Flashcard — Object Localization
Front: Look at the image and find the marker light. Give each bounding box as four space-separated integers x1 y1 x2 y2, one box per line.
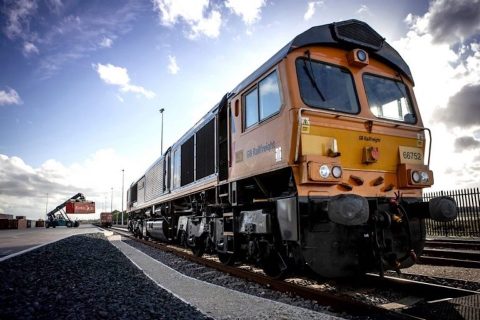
319 165 330 178
332 166 343 178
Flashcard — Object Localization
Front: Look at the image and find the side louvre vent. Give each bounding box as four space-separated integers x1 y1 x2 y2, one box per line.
332 20 384 51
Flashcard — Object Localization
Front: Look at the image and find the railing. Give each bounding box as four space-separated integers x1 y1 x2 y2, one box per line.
423 188 480 237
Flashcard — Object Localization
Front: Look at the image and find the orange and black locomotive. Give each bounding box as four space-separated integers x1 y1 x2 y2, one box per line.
127 20 457 278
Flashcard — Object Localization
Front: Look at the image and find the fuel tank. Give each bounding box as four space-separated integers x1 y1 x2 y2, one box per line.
146 219 170 241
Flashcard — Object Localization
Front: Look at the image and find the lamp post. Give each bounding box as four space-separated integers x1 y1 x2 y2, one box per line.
121 169 124 226
159 108 165 155
110 187 114 224
45 193 49 219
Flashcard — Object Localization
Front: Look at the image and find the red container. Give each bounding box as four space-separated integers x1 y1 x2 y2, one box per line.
100 212 113 227
66 201 95 214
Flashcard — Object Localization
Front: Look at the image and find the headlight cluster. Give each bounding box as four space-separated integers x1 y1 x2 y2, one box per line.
412 170 429 184
319 165 343 179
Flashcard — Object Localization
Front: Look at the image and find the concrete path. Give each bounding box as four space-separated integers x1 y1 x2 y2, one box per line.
0 224 101 261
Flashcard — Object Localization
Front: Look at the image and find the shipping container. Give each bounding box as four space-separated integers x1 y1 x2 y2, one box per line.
100 212 113 228
0 213 14 219
8 219 18 229
36 220 45 228
17 219 27 229
16 216 26 220
65 201 95 214
27 220 32 228
0 219 9 229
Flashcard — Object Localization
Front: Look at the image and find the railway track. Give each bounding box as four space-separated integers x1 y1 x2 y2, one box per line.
105 226 478 319
419 239 480 268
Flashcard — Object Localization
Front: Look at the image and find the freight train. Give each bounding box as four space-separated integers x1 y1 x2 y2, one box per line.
127 20 457 278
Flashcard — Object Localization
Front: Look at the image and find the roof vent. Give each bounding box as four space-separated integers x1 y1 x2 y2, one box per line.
331 20 385 51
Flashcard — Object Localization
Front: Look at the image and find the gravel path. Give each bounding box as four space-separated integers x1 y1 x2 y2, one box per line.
0 233 212 320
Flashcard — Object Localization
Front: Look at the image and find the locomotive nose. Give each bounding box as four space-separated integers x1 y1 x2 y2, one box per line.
429 196 457 222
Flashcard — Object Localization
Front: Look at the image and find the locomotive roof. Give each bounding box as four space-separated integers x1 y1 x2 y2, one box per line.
232 19 413 95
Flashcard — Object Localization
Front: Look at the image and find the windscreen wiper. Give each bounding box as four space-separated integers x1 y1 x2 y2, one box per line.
303 50 326 101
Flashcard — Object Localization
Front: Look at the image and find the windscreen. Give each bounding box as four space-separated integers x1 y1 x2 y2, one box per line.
296 58 359 114
363 74 416 123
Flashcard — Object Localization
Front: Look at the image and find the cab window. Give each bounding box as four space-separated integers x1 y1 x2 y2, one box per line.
363 74 416 123
244 71 281 130
296 58 359 114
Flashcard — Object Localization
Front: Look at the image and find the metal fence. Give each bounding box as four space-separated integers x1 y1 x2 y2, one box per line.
423 188 480 238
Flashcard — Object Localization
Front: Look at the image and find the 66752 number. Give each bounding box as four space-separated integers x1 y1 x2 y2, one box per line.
402 151 422 161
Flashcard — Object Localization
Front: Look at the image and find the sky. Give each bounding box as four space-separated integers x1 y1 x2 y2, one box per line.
0 0 479 220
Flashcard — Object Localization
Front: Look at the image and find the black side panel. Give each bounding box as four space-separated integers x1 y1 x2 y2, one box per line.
130 184 138 203
217 95 229 181
181 136 195 186
196 119 215 180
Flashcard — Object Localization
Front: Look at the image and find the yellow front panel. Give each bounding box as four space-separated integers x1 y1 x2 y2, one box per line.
303 126 422 172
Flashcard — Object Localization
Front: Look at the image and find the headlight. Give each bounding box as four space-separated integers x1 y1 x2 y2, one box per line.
356 49 367 62
332 166 342 178
412 171 421 183
420 171 429 183
319 165 330 178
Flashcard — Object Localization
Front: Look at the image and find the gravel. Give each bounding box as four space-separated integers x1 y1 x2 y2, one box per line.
0 233 212 320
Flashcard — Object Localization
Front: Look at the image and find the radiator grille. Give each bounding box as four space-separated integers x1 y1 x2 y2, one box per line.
333 20 384 50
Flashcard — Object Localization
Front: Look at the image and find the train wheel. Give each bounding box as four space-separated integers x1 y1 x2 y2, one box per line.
262 252 288 279
192 245 205 257
218 252 235 265
191 239 205 257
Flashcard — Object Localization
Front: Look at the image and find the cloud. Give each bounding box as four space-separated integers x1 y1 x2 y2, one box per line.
152 0 222 39
23 41 39 56
94 63 156 99
393 0 480 190
46 0 63 14
436 84 480 128
0 149 159 218
225 0 266 25
2 0 37 40
100 37 114 48
454 136 480 152
0 88 22 106
3 1 145 79
167 55 179 74
356 4 372 16
304 1 323 21
426 0 480 45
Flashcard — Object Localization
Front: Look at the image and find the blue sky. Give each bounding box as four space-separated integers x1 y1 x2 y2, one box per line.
1 0 479 219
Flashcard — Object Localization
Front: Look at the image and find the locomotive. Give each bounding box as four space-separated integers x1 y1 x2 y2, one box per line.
127 20 457 278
